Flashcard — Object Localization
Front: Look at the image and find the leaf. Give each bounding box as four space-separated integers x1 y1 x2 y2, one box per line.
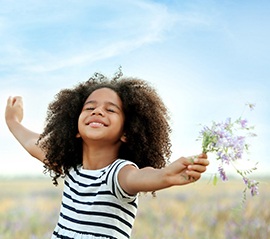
213 174 218 186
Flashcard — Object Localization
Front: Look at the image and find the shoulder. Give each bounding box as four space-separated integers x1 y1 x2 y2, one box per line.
107 159 138 176
111 159 138 169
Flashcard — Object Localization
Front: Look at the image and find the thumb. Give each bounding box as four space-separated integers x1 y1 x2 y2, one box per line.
12 96 23 107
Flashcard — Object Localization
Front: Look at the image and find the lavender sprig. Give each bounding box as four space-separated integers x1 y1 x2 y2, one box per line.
198 103 259 198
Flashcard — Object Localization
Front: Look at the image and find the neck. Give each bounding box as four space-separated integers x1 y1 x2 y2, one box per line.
81 142 120 170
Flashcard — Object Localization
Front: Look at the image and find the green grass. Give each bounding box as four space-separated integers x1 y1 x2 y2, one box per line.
0 177 269 239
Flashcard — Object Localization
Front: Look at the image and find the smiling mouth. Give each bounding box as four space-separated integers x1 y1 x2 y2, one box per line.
87 122 105 127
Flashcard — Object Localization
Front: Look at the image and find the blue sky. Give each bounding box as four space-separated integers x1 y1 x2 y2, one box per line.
0 0 269 179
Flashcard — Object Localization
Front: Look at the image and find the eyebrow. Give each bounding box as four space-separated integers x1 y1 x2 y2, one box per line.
84 100 122 110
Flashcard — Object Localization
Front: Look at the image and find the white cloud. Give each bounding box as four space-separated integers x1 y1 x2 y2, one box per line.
0 1 178 74
1 0 221 74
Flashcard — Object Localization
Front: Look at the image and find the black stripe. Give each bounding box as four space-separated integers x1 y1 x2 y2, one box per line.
75 166 107 179
111 164 118 197
53 230 74 239
60 212 130 238
68 171 104 187
105 160 126 196
128 198 137 207
62 202 132 228
74 167 99 180
56 223 117 239
117 184 130 199
104 159 125 184
63 191 137 218
65 180 112 197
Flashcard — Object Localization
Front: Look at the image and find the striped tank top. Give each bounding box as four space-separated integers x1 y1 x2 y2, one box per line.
51 159 138 239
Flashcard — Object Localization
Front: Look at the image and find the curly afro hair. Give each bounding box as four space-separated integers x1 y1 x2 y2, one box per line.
39 71 172 185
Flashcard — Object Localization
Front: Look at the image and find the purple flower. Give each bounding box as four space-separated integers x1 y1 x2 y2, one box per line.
221 154 230 164
218 166 228 181
243 177 249 185
198 103 259 199
224 117 231 128
240 119 248 128
250 183 259 196
243 177 259 196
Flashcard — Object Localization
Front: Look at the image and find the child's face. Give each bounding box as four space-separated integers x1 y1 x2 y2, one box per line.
77 87 126 145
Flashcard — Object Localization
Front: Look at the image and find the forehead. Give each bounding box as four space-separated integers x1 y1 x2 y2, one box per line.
85 87 122 105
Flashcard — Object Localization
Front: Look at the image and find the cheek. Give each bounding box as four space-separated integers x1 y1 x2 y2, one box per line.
77 114 84 133
117 116 126 133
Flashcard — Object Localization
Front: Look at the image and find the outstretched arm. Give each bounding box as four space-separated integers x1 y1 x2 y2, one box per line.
5 96 46 162
118 154 209 195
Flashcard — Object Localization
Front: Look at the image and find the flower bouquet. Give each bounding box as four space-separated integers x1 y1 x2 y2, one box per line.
197 103 259 200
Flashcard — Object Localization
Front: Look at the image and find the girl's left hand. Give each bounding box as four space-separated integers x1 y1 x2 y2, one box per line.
164 153 209 186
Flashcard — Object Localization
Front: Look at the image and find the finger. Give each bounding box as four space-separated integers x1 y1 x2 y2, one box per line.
186 170 201 180
198 153 207 159
13 96 23 106
177 157 193 166
8 96 23 108
193 158 209 166
188 164 207 173
7 96 13 107
188 175 198 182
7 96 19 106
186 156 197 165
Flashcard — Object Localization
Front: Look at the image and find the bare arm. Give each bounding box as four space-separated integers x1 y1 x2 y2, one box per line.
5 96 46 162
118 154 209 195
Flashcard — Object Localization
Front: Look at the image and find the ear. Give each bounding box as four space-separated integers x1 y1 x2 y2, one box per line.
120 133 127 143
76 132 81 138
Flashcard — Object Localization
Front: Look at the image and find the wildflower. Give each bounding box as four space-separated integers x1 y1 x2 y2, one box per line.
197 104 259 198
240 119 248 128
250 182 259 196
243 177 259 196
218 166 228 181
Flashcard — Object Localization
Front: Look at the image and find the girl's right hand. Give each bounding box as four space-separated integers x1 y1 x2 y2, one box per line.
5 96 24 125
5 96 46 162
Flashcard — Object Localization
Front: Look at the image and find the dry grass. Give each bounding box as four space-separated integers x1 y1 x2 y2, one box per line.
0 177 269 239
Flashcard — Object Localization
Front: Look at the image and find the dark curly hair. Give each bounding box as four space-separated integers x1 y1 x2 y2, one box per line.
39 71 172 185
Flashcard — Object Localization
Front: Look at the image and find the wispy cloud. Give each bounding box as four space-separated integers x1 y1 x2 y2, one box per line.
0 0 180 74
0 0 218 74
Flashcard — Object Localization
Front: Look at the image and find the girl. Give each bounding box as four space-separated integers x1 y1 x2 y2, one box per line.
5 72 209 239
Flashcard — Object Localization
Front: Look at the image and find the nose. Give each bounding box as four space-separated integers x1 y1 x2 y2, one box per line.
91 106 104 116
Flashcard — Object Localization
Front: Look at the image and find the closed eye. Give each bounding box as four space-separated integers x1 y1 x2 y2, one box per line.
85 107 95 111
107 108 115 113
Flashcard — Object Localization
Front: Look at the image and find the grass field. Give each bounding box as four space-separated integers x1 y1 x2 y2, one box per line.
0 176 269 239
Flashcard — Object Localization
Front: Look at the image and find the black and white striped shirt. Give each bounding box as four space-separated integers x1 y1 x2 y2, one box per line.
51 159 138 239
